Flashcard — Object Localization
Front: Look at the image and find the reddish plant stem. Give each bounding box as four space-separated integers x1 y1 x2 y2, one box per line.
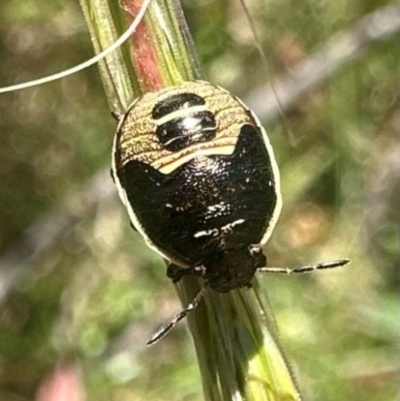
121 0 165 92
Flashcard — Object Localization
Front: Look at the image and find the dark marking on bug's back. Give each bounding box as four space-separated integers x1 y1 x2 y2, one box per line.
152 93 205 119
156 111 217 152
118 124 277 268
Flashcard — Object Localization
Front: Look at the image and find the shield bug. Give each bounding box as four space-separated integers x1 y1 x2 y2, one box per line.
111 80 348 344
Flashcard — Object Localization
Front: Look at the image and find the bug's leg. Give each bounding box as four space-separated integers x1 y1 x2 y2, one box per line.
146 286 206 346
110 168 115 183
166 263 192 283
129 221 138 232
111 111 123 121
258 259 350 274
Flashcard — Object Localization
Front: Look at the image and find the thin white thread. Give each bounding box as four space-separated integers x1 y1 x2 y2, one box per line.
0 0 153 94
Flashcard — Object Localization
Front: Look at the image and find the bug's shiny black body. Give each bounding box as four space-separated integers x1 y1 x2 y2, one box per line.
111 81 349 344
116 124 276 292
112 81 282 293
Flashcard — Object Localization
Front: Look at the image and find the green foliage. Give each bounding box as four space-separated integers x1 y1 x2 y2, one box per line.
0 1 397 400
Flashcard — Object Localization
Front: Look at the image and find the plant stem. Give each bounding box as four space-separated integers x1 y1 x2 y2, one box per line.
78 0 301 399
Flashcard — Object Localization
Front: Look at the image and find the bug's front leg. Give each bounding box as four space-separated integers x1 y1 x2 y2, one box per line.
166 263 193 283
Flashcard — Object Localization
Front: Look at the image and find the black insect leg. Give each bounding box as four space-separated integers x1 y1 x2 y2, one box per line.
111 111 123 121
110 168 115 183
166 263 193 283
146 286 206 345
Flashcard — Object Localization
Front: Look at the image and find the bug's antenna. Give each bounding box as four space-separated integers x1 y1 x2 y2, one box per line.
146 286 207 346
258 259 349 275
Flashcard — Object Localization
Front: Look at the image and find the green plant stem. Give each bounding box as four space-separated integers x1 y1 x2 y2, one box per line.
78 0 301 400
79 0 137 113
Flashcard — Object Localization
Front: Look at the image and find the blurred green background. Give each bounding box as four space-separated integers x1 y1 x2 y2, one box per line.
0 1 398 400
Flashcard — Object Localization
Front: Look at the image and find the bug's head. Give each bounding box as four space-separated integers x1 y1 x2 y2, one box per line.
201 246 267 293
